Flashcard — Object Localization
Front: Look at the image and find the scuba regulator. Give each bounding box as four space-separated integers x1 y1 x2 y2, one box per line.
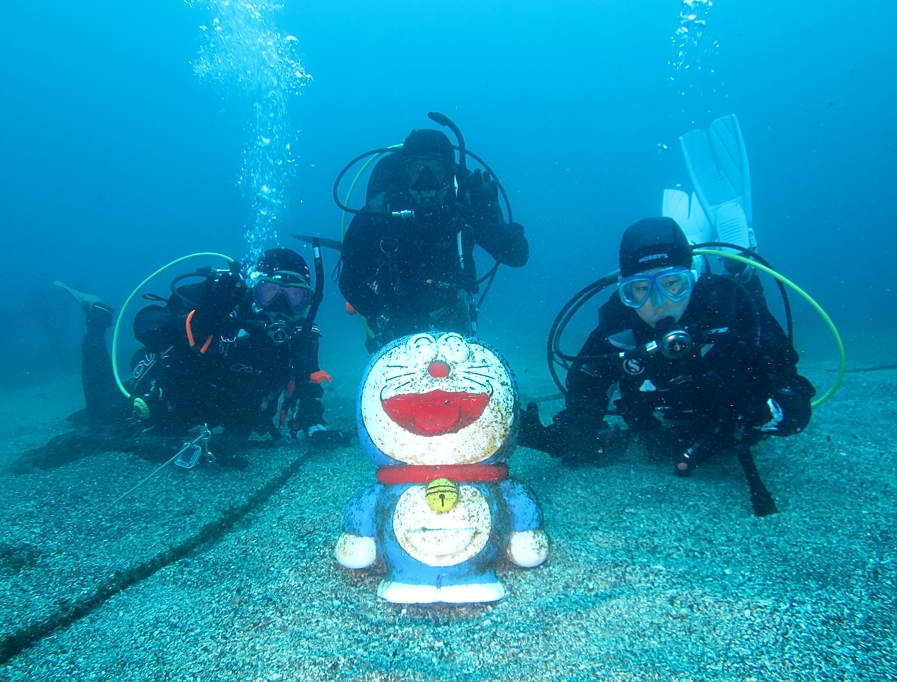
649 318 694 360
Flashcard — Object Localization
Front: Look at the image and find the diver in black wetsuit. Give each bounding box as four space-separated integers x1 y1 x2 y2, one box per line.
37 248 346 471
338 128 529 352
521 218 815 511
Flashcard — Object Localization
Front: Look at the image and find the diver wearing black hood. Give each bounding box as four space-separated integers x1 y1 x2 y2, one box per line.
522 218 815 500
45 248 346 468
338 128 529 352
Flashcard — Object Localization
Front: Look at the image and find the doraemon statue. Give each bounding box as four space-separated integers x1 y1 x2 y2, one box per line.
334 332 548 604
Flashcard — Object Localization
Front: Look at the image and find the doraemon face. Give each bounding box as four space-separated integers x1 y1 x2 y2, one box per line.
358 333 518 466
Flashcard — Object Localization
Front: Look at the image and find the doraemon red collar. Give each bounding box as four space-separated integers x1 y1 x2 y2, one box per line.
376 463 508 484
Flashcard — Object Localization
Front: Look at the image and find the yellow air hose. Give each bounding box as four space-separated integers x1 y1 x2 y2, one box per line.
693 249 845 408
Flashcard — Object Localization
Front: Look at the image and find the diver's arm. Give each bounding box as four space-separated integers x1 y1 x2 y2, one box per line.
464 167 529 266
727 275 804 380
474 219 529 267
728 278 816 436
522 325 622 461
338 214 389 318
561 326 618 425
292 327 326 430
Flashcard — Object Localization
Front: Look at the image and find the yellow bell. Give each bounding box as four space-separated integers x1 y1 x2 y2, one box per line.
425 478 459 513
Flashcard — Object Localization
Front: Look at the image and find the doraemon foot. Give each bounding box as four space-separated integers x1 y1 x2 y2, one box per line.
376 579 506 604
377 581 440 604
335 533 376 570
438 581 505 604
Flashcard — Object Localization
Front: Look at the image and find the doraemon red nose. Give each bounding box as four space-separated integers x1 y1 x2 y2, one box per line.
382 390 489 436
427 361 450 378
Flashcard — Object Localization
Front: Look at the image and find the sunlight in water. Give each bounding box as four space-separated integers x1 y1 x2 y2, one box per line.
189 0 311 263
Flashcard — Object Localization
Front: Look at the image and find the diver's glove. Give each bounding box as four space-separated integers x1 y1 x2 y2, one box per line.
306 424 348 450
467 168 500 228
519 403 630 466
193 266 245 336
518 402 557 453
767 375 815 436
558 422 631 468
743 374 815 442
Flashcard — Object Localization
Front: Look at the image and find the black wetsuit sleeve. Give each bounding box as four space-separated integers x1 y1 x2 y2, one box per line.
338 211 388 319
291 328 326 429
464 167 529 267
709 276 815 432
556 325 620 429
745 278 816 404
754 286 799 374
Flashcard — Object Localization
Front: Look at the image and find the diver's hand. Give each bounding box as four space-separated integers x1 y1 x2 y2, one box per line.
193 268 245 336
307 424 348 450
560 424 631 468
767 375 815 436
743 374 815 441
467 168 500 227
518 402 552 452
520 403 630 465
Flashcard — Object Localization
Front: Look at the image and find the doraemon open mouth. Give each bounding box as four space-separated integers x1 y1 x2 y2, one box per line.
382 389 490 436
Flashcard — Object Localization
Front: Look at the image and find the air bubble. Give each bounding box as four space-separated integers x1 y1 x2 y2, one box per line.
188 0 310 262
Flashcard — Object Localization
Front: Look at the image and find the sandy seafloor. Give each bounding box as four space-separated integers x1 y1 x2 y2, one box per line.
0 346 894 681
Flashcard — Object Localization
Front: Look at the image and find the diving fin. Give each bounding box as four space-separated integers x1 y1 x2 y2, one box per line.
662 189 713 244
679 114 756 249
662 189 713 277
54 281 106 311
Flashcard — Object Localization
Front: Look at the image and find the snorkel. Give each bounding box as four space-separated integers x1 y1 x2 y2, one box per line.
296 237 325 346
426 111 468 207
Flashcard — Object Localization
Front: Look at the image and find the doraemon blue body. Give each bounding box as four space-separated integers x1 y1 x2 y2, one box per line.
335 332 548 604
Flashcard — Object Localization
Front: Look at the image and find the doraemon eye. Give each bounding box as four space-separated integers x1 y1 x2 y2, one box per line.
405 333 438 365
437 333 470 364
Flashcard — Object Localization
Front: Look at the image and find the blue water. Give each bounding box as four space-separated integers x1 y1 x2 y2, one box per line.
1 0 895 384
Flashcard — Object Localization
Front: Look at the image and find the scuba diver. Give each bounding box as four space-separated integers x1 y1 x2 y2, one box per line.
521 217 816 514
337 117 529 352
38 248 346 472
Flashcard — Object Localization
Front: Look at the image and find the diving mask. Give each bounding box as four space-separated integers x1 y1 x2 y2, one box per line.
253 270 312 313
408 155 452 192
618 267 696 309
